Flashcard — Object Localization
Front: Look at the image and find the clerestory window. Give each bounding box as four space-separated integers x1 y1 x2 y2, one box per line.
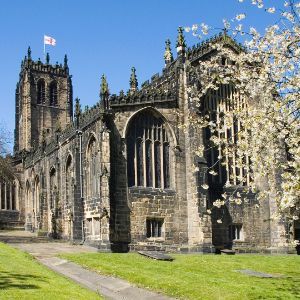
127 111 170 189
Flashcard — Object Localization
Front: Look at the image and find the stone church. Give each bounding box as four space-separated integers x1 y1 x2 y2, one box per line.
1 28 297 253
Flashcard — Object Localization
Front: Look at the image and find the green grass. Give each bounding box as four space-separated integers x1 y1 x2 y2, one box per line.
61 252 300 300
0 242 101 299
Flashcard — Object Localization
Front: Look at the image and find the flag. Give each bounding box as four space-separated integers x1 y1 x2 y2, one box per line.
44 35 56 46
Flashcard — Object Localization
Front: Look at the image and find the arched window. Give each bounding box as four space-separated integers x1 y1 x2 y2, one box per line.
1 180 5 209
34 176 40 215
49 81 58 106
12 182 16 210
203 84 250 186
37 79 45 104
87 136 98 198
50 168 56 209
126 110 170 189
25 180 31 212
66 155 72 204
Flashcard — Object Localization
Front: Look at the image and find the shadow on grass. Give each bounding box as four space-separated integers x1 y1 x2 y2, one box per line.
0 271 47 290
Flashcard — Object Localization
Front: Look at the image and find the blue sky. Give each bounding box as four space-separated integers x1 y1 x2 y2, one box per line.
0 0 278 151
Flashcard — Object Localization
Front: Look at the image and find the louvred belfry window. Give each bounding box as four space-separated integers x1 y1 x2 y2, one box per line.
49 81 58 106
127 111 170 189
37 79 45 104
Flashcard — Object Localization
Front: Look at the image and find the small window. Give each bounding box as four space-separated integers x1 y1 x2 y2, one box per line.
87 218 92 236
146 218 164 238
93 217 100 236
229 224 243 240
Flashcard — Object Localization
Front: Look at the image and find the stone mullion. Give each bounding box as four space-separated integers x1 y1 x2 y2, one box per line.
10 183 12 211
143 127 146 187
0 181 2 210
151 126 155 188
217 96 223 184
222 85 230 184
231 86 237 186
4 182 7 210
160 126 164 189
16 183 19 211
134 140 138 186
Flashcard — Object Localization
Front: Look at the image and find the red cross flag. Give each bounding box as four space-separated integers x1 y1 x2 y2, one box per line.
44 35 56 46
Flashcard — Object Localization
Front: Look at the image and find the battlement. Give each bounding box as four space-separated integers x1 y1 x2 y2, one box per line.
20 58 69 77
187 31 244 61
20 47 69 78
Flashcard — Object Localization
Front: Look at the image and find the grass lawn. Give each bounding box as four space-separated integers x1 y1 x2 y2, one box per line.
0 242 101 300
61 252 300 300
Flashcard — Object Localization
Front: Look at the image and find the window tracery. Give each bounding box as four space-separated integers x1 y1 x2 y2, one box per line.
127 111 170 189
87 137 99 198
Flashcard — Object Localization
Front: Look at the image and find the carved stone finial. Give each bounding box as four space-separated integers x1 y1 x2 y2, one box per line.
75 97 81 118
164 39 174 65
100 74 109 99
64 54 68 68
99 74 110 110
176 27 186 49
27 46 32 59
129 67 138 93
46 52 50 64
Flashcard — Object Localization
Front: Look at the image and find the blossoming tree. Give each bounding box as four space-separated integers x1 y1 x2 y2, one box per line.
185 0 299 245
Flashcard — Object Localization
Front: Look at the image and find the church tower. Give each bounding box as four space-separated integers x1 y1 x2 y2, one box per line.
14 47 73 152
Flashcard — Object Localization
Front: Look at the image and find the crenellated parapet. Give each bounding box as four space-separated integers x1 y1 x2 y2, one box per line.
20 51 69 78
187 31 245 62
110 62 179 108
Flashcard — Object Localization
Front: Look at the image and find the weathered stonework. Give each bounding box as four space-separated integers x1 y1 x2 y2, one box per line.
6 32 296 253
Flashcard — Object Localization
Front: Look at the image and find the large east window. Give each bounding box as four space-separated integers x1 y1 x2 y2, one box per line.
127 111 170 189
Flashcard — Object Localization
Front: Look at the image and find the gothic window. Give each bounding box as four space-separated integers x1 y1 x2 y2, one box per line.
66 155 72 204
50 168 56 209
25 180 31 212
87 136 98 198
37 79 45 104
146 218 164 238
203 84 250 187
126 111 170 189
1 181 5 209
49 81 58 106
12 182 16 210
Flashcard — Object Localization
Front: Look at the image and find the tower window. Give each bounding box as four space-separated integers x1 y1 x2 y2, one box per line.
126 110 170 189
37 79 45 104
49 82 58 106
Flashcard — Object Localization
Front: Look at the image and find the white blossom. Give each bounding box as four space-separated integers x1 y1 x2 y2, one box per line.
266 7 275 13
235 13 246 21
201 184 209 190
